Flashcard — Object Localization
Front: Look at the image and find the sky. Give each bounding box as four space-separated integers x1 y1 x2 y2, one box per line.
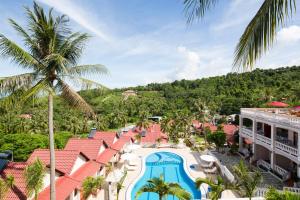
1 0 300 89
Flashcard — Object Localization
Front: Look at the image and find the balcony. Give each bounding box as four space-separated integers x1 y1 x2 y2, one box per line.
275 141 298 161
257 159 271 171
241 108 300 129
256 134 272 149
241 127 252 139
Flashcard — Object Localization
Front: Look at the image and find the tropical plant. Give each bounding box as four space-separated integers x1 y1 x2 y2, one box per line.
207 130 226 151
156 137 162 147
24 158 45 200
135 174 191 200
232 160 262 199
0 175 14 200
105 163 113 176
265 187 300 200
136 111 150 130
0 2 107 199
116 171 127 200
134 134 142 144
184 0 297 71
82 176 104 199
195 176 226 200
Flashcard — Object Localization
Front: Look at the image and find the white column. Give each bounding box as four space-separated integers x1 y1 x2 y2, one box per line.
252 119 257 160
239 115 243 151
271 124 276 170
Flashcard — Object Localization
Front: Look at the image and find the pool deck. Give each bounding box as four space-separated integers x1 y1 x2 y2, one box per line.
118 146 206 200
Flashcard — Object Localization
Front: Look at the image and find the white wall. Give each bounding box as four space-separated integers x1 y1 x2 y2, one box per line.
113 136 118 144
70 154 87 175
99 144 105 155
42 168 60 190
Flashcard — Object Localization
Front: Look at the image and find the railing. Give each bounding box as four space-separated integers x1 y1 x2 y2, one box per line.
274 164 288 176
256 134 272 148
241 127 253 139
275 141 298 158
241 108 300 129
283 187 300 193
255 188 268 197
257 159 271 171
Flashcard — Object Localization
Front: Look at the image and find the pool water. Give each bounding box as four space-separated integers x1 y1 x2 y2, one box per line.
131 152 201 200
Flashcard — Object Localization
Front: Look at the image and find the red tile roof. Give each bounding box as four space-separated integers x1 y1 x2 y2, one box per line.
0 162 27 200
110 136 131 151
38 176 80 200
27 150 88 175
93 132 118 146
64 138 105 160
139 124 168 144
70 161 102 182
203 123 218 132
96 148 118 164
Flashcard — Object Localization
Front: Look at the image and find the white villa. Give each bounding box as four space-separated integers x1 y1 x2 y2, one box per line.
239 108 300 183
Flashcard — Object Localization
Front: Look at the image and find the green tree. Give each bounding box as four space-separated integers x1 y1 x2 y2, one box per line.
0 175 14 200
195 176 226 200
135 174 191 200
82 176 105 200
207 130 226 151
136 111 150 130
265 187 300 200
116 171 127 200
233 160 262 199
24 158 46 200
184 0 297 70
0 3 107 199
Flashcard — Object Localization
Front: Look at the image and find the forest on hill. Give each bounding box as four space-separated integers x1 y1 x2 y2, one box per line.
0 66 300 161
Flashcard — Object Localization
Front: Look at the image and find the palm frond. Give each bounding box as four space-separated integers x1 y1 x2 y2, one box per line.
0 73 36 94
169 185 192 200
184 0 219 24
68 64 108 77
0 34 42 70
234 0 296 71
56 79 94 116
135 184 156 200
62 75 108 90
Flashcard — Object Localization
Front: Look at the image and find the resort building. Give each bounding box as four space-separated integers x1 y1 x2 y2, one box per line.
239 108 300 182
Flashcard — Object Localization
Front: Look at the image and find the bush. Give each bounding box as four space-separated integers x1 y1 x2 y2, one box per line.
207 131 226 151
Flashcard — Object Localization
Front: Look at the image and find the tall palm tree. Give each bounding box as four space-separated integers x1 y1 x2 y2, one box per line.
135 174 191 200
82 176 105 200
0 3 107 199
136 111 150 130
0 175 14 200
232 160 262 200
24 158 46 200
195 176 226 200
184 0 297 71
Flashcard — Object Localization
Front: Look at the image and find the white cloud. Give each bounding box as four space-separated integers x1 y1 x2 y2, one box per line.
172 46 201 80
37 0 112 42
277 25 300 43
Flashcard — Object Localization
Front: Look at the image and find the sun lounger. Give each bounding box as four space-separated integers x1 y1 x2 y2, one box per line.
200 161 214 168
125 165 137 171
204 166 217 174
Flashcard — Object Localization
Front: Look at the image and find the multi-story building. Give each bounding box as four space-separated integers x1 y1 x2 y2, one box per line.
239 108 300 181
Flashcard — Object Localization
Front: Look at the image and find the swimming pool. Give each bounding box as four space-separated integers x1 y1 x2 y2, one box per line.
131 151 201 200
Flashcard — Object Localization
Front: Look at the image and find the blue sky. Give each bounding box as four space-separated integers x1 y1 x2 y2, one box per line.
1 0 300 88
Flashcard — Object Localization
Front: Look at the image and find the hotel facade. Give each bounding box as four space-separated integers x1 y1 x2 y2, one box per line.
239 108 300 181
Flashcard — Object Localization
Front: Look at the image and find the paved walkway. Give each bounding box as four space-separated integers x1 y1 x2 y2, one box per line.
117 146 206 200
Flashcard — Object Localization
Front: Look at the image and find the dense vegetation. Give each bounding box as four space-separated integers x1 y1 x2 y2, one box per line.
0 66 299 161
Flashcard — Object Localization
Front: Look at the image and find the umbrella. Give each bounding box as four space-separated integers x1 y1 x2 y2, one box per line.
200 155 216 163
106 169 123 183
121 153 137 161
267 101 289 107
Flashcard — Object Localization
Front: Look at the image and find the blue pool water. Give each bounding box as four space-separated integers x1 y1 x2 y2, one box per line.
131 151 201 200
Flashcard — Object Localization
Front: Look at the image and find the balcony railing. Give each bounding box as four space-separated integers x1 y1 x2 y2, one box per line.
283 187 300 193
275 141 298 159
241 108 300 129
256 134 272 148
241 127 252 139
257 159 271 171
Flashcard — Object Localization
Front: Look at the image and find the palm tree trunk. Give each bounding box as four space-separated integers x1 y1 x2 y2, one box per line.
48 93 56 200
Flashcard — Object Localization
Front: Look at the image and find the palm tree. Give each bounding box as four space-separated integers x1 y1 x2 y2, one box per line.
184 0 297 71
116 171 127 200
24 158 46 200
82 176 104 200
135 174 191 200
134 134 142 144
0 3 107 199
136 111 150 131
232 160 262 199
265 187 300 200
0 175 14 200
195 176 226 200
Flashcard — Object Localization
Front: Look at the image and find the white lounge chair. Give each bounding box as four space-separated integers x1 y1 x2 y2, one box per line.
200 161 214 168
125 165 137 171
204 166 217 174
